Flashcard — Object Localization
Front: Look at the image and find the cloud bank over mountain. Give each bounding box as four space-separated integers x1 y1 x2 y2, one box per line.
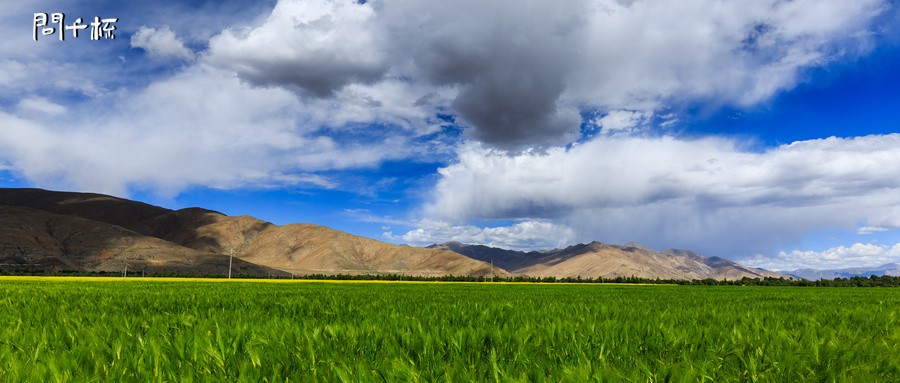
412 134 900 261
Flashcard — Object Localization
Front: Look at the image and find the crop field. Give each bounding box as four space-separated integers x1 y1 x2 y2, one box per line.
0 278 898 382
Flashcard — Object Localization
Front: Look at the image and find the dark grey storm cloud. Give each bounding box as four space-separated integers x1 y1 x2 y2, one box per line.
380 0 586 148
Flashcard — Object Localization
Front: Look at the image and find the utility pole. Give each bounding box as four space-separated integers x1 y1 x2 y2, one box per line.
228 253 233 279
490 259 494 283
123 263 128 278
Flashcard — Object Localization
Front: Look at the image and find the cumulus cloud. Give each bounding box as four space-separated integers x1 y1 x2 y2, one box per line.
204 0 886 149
421 134 900 257
394 219 575 251
207 0 388 97
743 243 900 271
404 0 883 147
566 0 884 108
131 26 194 60
0 66 420 196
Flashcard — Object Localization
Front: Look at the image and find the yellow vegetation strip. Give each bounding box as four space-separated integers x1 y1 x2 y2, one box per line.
0 275 670 285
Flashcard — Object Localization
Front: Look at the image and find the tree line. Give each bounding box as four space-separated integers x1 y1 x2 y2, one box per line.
3 269 900 287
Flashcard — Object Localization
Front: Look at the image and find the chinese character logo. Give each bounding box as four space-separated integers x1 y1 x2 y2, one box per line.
33 13 118 41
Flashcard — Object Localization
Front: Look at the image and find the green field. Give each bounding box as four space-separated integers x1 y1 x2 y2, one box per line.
0 278 898 382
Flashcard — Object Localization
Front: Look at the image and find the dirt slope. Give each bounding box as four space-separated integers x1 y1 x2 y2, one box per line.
0 205 285 276
0 188 271 255
240 224 509 277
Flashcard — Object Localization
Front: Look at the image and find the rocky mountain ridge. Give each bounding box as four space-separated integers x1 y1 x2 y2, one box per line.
430 241 784 280
1 188 782 280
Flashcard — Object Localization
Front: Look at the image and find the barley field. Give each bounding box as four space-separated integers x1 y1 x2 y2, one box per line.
0 278 897 382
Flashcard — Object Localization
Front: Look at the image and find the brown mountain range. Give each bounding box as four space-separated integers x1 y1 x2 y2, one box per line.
430 241 783 280
0 188 503 277
0 188 781 280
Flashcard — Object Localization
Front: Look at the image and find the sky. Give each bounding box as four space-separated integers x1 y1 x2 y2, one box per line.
1 0 900 271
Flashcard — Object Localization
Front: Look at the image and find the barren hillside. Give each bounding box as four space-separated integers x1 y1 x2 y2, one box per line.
0 188 505 277
433 242 784 280
0 205 284 276
1 188 782 280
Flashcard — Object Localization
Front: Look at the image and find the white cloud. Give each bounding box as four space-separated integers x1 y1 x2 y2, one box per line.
858 226 889 235
570 0 884 109
131 26 194 60
17 97 67 116
596 110 647 133
743 243 900 271
0 66 420 196
397 219 575 251
261 173 336 189
320 79 456 136
424 134 900 257
344 209 409 227
207 0 387 97
0 60 28 88
0 60 105 98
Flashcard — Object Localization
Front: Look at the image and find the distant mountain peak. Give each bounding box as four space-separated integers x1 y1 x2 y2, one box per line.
439 240 784 280
786 263 900 280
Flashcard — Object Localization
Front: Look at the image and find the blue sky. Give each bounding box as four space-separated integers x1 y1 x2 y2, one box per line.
2 0 900 271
